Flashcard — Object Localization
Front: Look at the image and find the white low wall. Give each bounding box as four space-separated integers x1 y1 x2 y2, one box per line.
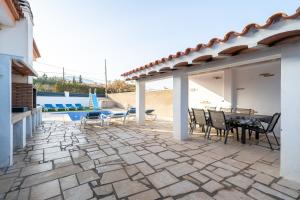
37 96 90 107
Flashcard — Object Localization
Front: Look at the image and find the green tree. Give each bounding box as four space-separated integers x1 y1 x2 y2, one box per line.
79 75 82 83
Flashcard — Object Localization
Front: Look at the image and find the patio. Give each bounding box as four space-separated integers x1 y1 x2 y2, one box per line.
0 116 299 200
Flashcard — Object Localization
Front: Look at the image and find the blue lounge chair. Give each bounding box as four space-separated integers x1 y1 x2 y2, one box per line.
55 104 67 111
44 104 57 112
75 103 84 110
101 110 129 125
128 107 157 120
66 104 76 110
80 111 102 128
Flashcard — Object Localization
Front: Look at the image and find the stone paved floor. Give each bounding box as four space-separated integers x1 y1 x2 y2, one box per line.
1 118 300 200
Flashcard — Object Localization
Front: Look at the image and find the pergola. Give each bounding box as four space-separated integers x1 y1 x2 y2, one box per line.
121 8 300 182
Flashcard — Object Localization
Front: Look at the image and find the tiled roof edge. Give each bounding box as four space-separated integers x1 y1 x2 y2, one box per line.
121 7 300 77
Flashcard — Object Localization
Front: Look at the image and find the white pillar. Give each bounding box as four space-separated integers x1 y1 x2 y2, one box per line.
0 55 13 167
13 118 26 150
136 80 145 125
32 113 37 132
38 109 42 125
26 115 32 138
173 72 189 140
224 68 236 108
281 45 300 182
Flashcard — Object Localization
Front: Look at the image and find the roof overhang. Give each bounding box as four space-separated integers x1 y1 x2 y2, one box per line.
12 59 38 76
0 0 19 26
0 0 33 27
122 8 300 81
33 39 41 59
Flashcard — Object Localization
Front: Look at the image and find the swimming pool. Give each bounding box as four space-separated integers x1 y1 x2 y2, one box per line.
54 110 114 121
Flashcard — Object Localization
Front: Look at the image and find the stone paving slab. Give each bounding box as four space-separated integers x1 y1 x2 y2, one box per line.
20 162 53 177
59 175 78 191
159 180 199 197
147 170 179 189
63 183 93 200
128 189 161 200
113 179 149 198
0 119 298 200
77 169 99 184
21 165 82 188
30 179 60 200
166 162 197 177
178 192 214 200
141 153 165 166
100 169 128 184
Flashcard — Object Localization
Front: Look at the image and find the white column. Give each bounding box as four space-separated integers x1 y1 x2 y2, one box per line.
223 68 236 108
13 118 26 150
26 115 32 138
281 45 300 182
38 109 43 125
135 80 145 125
32 113 37 132
173 72 189 140
0 55 13 167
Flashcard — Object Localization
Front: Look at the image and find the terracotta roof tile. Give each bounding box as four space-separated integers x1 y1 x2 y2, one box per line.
121 7 300 77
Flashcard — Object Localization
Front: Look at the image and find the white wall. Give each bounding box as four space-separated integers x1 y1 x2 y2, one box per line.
235 60 281 115
37 96 90 107
188 60 281 134
0 15 33 66
189 71 225 109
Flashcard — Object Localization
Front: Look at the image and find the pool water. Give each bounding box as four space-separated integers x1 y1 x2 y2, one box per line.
67 112 88 121
53 110 123 121
54 110 114 121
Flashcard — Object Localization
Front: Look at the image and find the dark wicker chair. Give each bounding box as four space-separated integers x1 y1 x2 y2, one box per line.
220 107 233 113
192 108 208 135
188 109 195 135
207 110 236 144
205 106 217 111
247 113 281 150
234 108 252 115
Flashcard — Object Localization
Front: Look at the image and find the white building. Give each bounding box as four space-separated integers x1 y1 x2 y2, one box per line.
122 8 300 183
0 0 41 167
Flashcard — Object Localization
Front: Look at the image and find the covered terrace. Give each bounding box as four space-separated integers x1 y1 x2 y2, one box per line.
121 8 300 183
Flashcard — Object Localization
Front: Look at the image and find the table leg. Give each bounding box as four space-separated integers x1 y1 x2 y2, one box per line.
255 131 259 140
241 127 246 144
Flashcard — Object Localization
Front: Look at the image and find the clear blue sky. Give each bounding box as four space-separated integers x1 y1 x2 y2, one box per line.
30 0 299 89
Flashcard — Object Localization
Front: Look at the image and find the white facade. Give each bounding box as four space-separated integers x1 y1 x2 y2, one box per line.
0 0 41 167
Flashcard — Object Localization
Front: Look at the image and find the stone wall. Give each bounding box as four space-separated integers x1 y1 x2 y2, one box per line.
108 90 173 120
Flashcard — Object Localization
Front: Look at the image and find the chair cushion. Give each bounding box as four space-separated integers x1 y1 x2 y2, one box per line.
86 112 101 119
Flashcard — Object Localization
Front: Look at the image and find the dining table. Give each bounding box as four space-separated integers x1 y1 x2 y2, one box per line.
224 113 273 144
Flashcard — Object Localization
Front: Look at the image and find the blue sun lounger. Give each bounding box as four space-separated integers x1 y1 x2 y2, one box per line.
66 104 76 110
55 104 67 111
75 103 84 110
100 110 129 125
80 111 102 128
44 104 57 112
128 107 157 120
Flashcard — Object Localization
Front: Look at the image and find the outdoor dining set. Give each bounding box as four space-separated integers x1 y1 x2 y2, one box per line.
188 107 281 150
